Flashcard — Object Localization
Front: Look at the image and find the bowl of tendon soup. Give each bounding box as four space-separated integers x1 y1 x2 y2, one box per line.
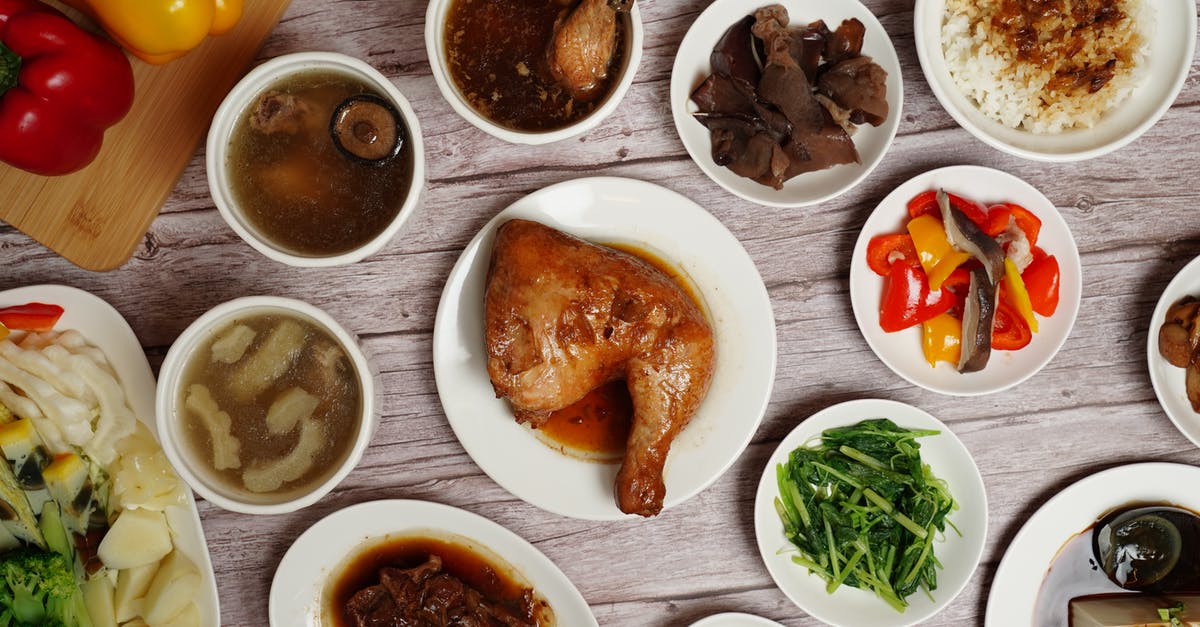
156 296 377 514
208 52 425 266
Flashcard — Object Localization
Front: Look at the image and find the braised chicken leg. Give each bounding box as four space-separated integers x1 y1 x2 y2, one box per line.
547 0 633 102
484 220 715 517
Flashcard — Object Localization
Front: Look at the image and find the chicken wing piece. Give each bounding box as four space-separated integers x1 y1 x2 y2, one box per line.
546 0 633 102
484 219 715 516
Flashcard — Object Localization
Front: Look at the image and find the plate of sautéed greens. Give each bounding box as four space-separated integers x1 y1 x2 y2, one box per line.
753 398 986 627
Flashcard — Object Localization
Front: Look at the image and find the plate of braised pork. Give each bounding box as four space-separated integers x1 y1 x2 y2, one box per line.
849 165 1082 396
432 177 776 520
670 0 902 207
269 499 595 626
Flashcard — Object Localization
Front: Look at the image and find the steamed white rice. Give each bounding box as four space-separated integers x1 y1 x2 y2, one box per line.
942 0 1151 134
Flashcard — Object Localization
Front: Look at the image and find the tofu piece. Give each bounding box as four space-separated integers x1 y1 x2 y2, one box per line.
1070 594 1200 627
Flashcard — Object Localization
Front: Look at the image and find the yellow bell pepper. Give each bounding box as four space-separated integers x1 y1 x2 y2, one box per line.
62 0 244 64
0 322 8 342
906 214 971 290
1003 258 1039 333
921 312 962 368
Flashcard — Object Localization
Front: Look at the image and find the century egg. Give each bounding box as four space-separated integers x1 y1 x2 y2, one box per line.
177 310 362 504
1094 506 1200 592
226 69 414 257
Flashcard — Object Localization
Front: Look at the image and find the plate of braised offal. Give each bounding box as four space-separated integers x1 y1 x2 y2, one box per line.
432 177 776 520
269 499 596 626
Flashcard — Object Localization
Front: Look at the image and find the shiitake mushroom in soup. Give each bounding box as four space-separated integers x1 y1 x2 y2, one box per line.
177 310 362 504
226 70 414 257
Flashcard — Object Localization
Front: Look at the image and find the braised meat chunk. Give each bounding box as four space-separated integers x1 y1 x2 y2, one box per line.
484 220 716 517
345 555 544 627
689 4 889 189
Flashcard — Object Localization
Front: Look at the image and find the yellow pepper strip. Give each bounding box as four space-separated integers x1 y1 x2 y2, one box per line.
0 322 7 342
921 312 962 368
1003 258 1039 333
906 214 971 290
62 0 244 65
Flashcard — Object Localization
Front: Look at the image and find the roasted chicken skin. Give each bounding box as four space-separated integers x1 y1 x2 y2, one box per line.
484 219 715 517
546 0 632 102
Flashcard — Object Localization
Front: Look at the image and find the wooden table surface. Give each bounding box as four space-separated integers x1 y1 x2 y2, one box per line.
2 1 1199 625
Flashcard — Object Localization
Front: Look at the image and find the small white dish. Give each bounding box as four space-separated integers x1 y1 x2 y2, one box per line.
1147 253 1200 448
0 285 221 627
914 0 1197 162
156 296 378 515
986 462 1200 626
269 499 597 626
432 176 776 520
754 399 987 627
689 612 784 626
848 165 1082 396
424 0 642 144
670 0 903 207
207 51 425 266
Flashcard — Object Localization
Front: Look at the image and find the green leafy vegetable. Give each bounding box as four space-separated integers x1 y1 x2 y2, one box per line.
1159 601 1185 627
0 549 92 627
774 418 958 612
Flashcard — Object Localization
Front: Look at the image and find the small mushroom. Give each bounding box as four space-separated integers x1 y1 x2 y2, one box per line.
329 95 403 164
1159 321 1193 368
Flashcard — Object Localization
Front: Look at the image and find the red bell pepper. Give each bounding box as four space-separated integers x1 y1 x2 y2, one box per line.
0 302 63 331
0 0 134 175
906 190 990 229
1022 249 1060 316
866 233 921 276
879 261 954 333
992 299 1032 350
984 202 1042 247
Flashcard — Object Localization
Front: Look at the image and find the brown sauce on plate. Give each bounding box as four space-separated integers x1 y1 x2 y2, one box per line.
327 534 552 627
443 0 627 131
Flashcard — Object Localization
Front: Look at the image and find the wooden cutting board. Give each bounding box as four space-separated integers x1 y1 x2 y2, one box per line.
0 1 292 271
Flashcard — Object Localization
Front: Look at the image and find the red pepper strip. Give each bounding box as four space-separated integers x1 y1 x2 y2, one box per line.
907 190 990 229
993 299 1032 350
984 202 1042 247
0 302 64 331
866 233 921 276
879 261 954 333
1022 250 1060 317
939 266 973 318
0 0 135 176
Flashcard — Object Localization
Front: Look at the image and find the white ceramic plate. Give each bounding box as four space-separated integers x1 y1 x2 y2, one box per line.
1147 254 1200 448
986 462 1200 626
269 499 596 626
0 285 220 626
914 0 1197 162
670 0 903 207
849 165 1082 396
690 613 784 627
432 176 776 520
754 399 987 627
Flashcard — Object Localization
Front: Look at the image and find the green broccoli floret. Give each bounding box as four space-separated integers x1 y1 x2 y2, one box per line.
0 550 91 627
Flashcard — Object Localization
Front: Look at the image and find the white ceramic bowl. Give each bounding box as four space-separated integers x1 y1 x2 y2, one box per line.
424 0 643 144
670 0 903 207
754 399 988 627
206 52 425 266
849 165 1082 396
155 296 378 515
914 0 1197 162
1148 253 1200 448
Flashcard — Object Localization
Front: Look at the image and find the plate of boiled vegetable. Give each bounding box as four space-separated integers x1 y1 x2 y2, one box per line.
753 398 986 627
0 285 218 627
849 165 1082 396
